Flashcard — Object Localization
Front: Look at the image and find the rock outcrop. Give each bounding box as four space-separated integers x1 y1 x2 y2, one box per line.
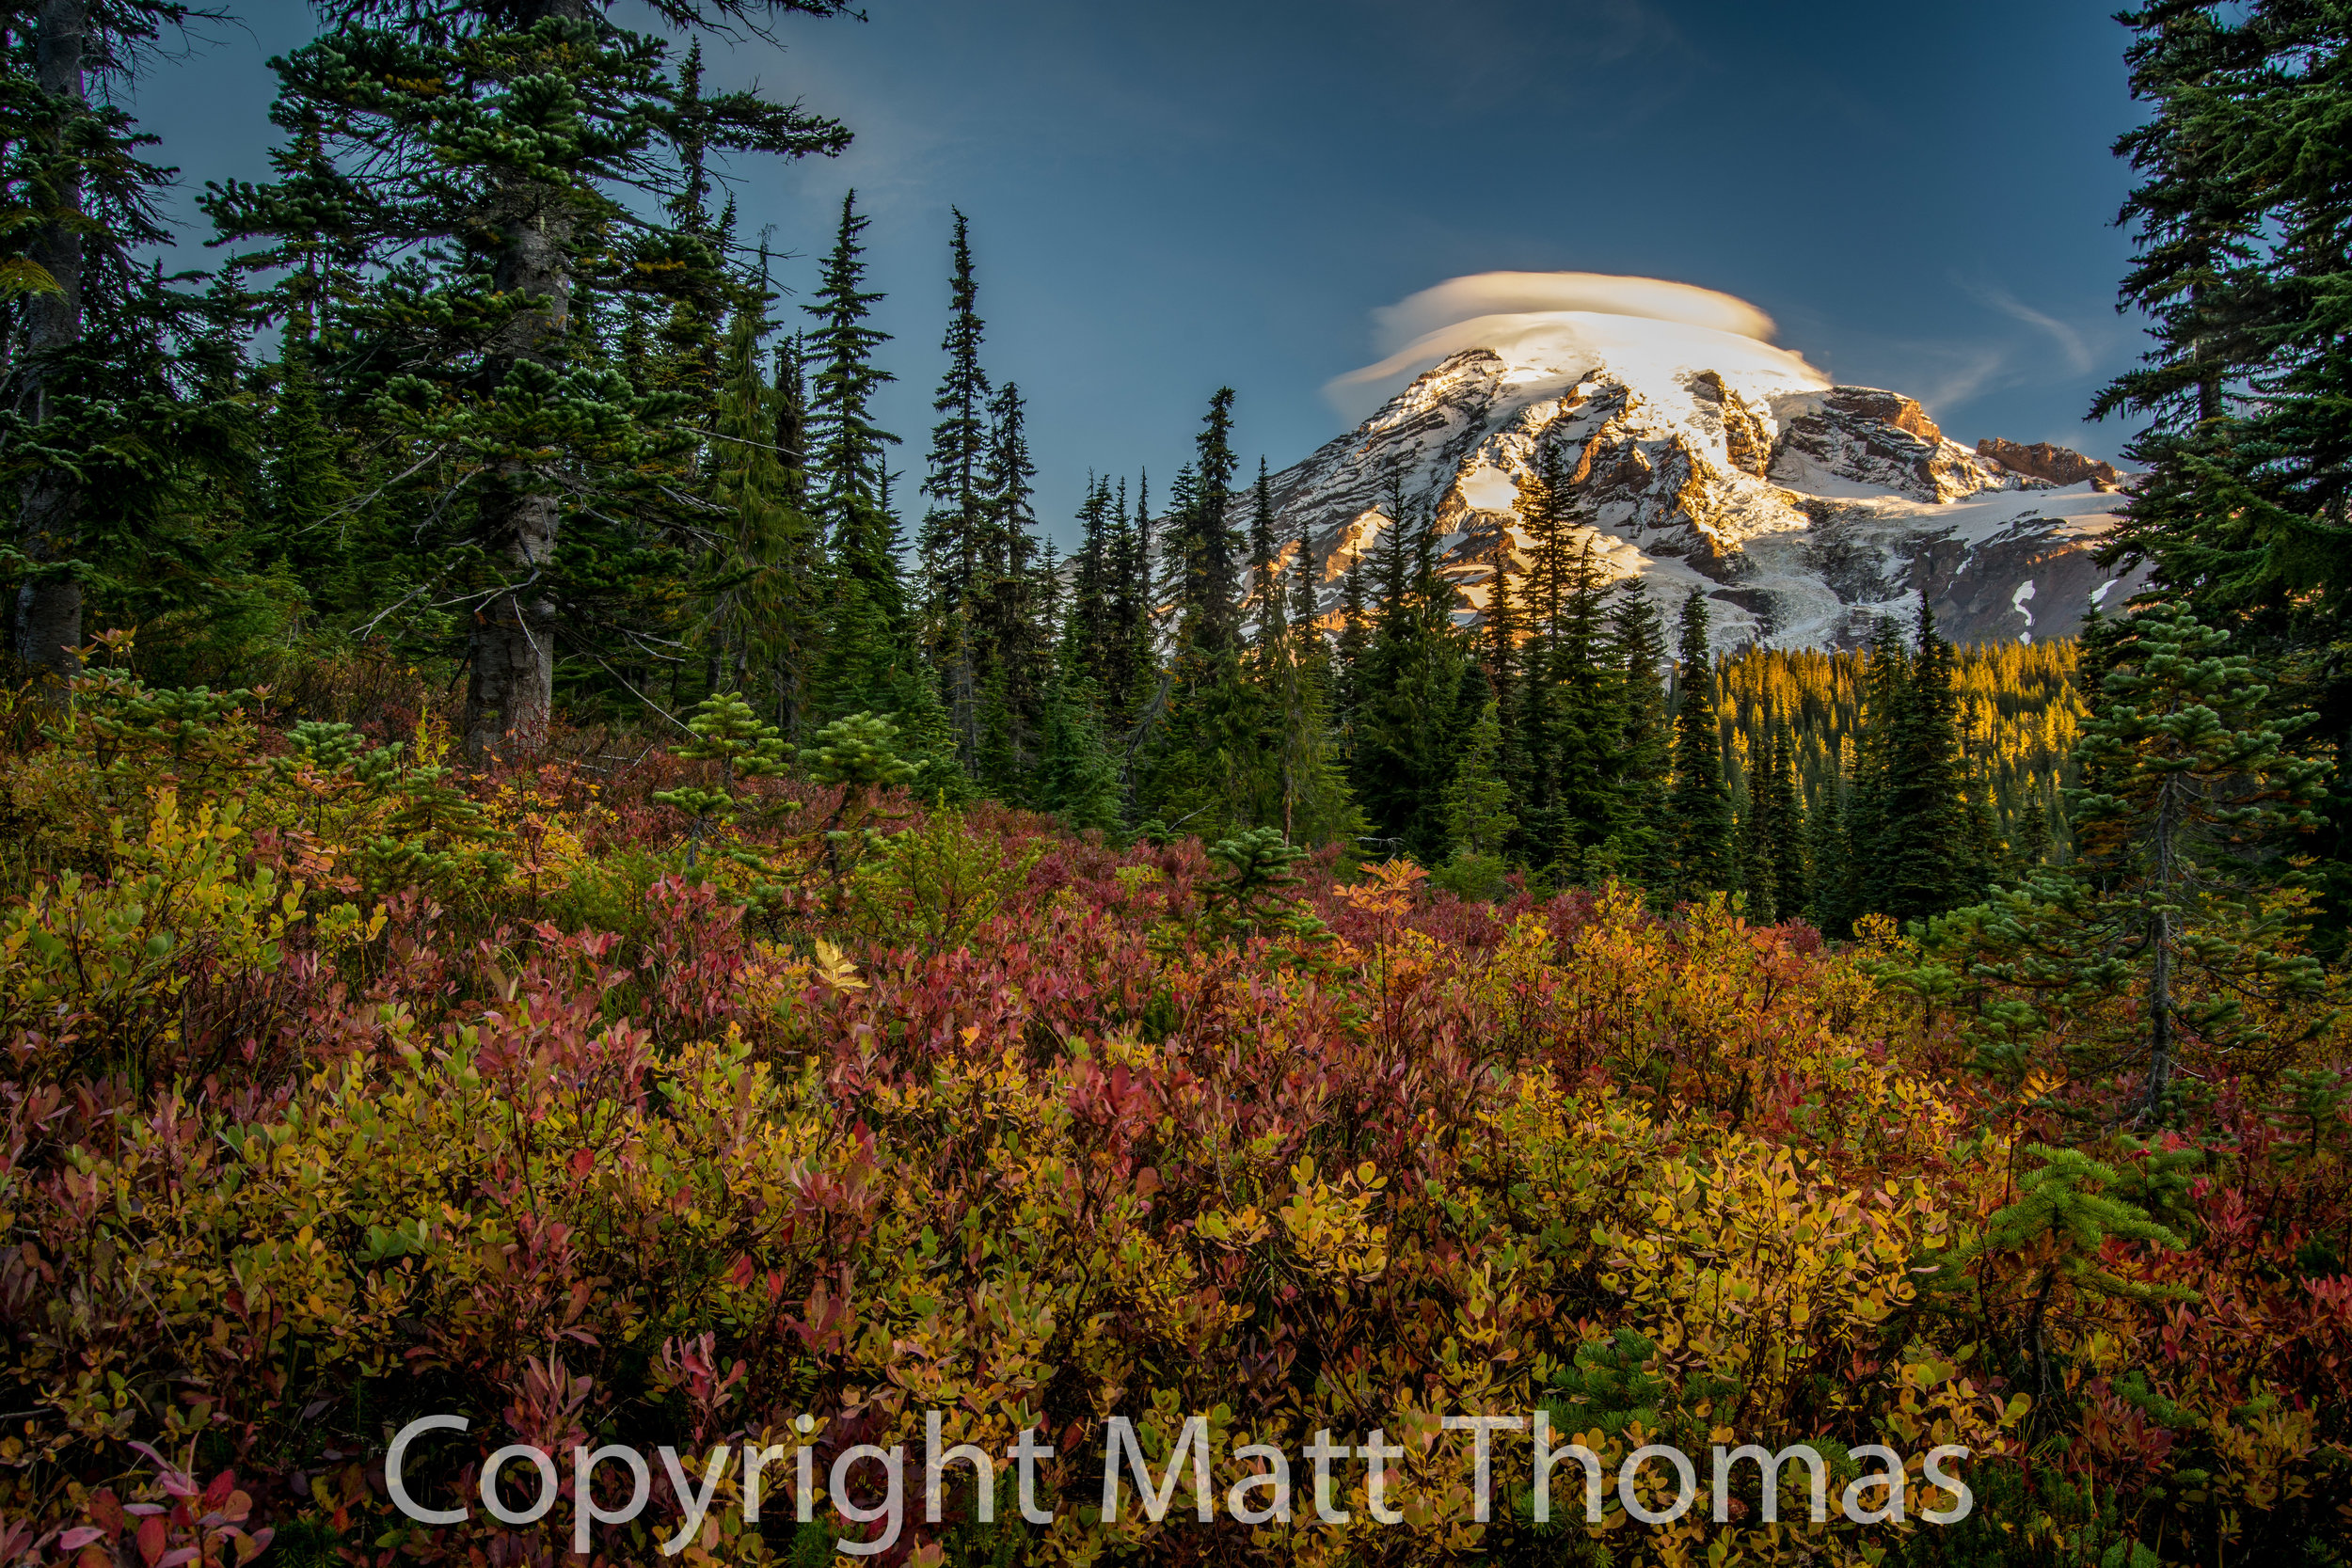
1975 437 2127 492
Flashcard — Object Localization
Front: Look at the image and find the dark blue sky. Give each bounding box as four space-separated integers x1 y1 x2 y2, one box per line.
133 0 2151 542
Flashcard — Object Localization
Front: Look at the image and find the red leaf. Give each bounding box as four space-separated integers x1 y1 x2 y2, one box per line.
136 1515 166 1567
56 1528 105 1551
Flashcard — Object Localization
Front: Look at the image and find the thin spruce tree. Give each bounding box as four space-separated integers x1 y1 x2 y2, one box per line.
1664 589 1733 899
918 208 990 768
805 189 904 640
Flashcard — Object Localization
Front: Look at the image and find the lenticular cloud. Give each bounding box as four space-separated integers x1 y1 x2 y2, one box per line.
1327 271 1821 420
1370 272 1779 354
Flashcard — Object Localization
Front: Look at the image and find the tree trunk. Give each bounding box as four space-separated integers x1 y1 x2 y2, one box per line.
12 0 87 687
462 0 583 765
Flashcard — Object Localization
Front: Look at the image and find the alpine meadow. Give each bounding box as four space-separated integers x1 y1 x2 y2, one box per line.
0 3 2348 1566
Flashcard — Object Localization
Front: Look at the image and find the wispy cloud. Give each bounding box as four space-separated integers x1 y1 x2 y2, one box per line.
1963 282 2095 374
1907 345 2015 414
1355 0 1686 108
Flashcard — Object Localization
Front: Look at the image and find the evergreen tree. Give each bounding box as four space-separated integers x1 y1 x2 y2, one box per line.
1663 590 1733 898
2095 1 2352 949
1066 476 1115 693
1806 755 1855 935
1289 515 1324 652
805 189 903 636
207 0 854 760
1166 388 1241 653
1247 456 1284 642
1333 540 1371 768
1846 613 1911 918
1135 394 1278 837
1763 721 1810 922
1439 697 1517 897
1873 603 1971 925
1601 581 1673 885
701 305 821 737
1479 525 1523 853
918 208 990 766
5 0 241 687
1549 539 1617 864
1737 720 1808 924
1104 474 1152 739
1513 443 1574 863
1924 607 2328 1118
1737 789 1774 924
974 380 1044 797
1035 656 1121 832
1352 490 1466 862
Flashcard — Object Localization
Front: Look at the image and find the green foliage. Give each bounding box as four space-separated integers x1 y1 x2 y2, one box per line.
199 0 854 748
1543 1328 1671 1440
1200 825 1320 939
848 805 1041 951
2098 0 2352 953
60 658 259 784
1033 668 1123 832
800 709 918 793
652 691 796 850
1940 1144 2190 1307
1444 697 1518 863
1664 590 1732 899
357 762 514 898
1920 605 2331 1116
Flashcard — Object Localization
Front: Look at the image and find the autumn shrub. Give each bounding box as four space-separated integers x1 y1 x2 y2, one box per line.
0 687 2345 1567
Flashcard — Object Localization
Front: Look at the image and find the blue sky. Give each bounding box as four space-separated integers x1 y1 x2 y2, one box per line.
133 0 2151 542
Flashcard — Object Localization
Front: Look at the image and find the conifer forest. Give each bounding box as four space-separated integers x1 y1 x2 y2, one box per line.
0 3 2347 1566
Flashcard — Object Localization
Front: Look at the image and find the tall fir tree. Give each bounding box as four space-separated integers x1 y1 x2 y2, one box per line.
1353 488 1467 862
1104 473 1152 740
975 381 1044 797
700 304 822 736
1166 388 1241 653
1923 606 2328 1118
1066 475 1115 694
6 0 246 689
1549 539 1618 865
207 0 854 759
918 208 990 767
1663 590 1733 898
1513 443 1572 863
1135 393 1272 837
2094 1 2352 950
1248 457 1285 642
1479 524 1524 854
804 189 903 639
1602 580 1673 885
1872 603 1972 925
1762 721 1810 921
1333 540 1371 772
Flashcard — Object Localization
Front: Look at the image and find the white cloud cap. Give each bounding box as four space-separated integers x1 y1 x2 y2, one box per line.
1328 271 1824 421
1371 271 1778 355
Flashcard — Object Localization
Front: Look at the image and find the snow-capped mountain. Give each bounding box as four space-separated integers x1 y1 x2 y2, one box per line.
1268 312 2144 652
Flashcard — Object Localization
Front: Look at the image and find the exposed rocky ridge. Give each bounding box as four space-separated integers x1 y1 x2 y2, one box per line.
1975 436 2127 492
1254 339 2147 654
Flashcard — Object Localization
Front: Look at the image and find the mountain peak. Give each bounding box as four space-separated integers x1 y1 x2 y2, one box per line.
1263 329 2142 652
